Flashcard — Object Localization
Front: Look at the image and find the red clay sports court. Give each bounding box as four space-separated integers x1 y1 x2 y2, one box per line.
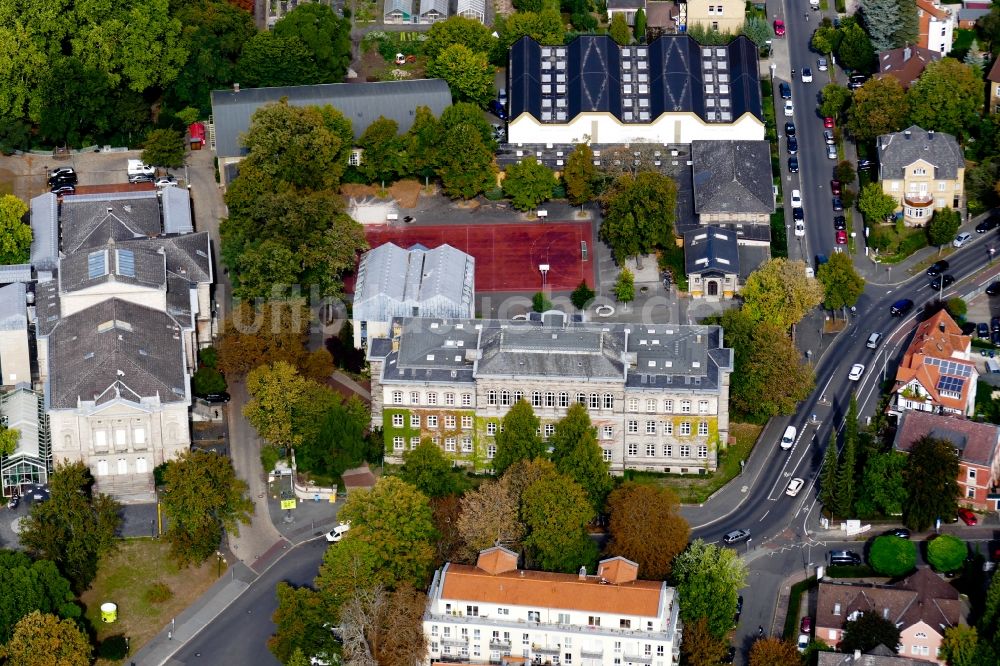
363 222 594 292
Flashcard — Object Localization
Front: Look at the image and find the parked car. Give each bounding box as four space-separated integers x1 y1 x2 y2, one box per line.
128 173 154 184
977 216 1000 233
800 616 812 633
958 508 978 526
823 128 835 145
858 159 873 170
774 19 785 36
927 260 950 276
498 88 507 105
203 392 231 404
979 322 991 339
817 57 828 71
795 221 805 237
793 207 804 221
801 67 813 83
929 274 955 290
779 82 792 99
834 215 846 230
887 528 911 539
848 74 867 90
723 529 750 544
325 522 352 542
836 229 847 244
830 179 842 195
787 137 798 155
992 330 1000 347
785 122 796 136
987 281 1000 295
832 196 843 211
154 176 178 188
954 232 973 248
788 156 799 173
848 363 865 381
50 185 75 196
786 478 804 496
797 634 809 652
488 99 508 120
826 144 838 160
48 172 77 187
992 316 1000 333
784 100 794 117
791 189 802 207
48 166 75 180
721 647 736 664
824 116 835 129
890 298 914 316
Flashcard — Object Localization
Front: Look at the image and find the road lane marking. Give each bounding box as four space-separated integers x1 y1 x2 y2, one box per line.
759 510 770 522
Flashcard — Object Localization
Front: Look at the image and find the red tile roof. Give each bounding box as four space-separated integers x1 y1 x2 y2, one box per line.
893 310 975 411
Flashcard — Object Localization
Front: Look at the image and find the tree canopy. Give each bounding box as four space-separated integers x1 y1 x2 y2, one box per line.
400 440 461 498
817 251 865 311
271 3 351 84
423 16 495 62
903 436 959 531
855 451 908 517
672 540 748 638
0 194 31 265
741 258 824 331
606 483 690 579
0 551 78 644
427 44 495 107
908 58 984 139
600 172 677 263
927 207 962 248
357 117 409 185
549 404 613 512
141 128 185 168
858 182 900 223
841 611 902 654
3 611 90 666
493 400 544 475
563 143 598 205
868 535 917 576
521 471 597 572
503 157 556 211
927 534 968 573
457 476 525 558
748 637 801 666
848 77 909 141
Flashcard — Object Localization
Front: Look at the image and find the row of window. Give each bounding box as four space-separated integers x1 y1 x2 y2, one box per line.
486 391 713 414
889 180 959 192
395 417 710 440
390 391 473 407
624 420 710 436
392 437 708 462
391 413 474 430
622 443 709 459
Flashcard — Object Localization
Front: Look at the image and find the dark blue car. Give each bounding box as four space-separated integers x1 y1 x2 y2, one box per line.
488 99 508 120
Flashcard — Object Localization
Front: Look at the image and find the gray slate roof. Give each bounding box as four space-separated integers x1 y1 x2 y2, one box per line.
684 226 740 277
161 186 193 235
0 264 31 284
354 243 474 324
59 192 162 254
370 317 734 391
210 79 453 159
691 141 774 214
59 244 166 294
45 298 187 410
29 193 58 272
0 282 27 331
877 126 964 180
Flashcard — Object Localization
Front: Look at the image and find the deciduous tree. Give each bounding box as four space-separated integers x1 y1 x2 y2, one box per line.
672 540 748 638
615 267 636 306
858 182 899 223
400 440 460 498
0 194 30 265
3 611 90 666
841 611 902 654
570 280 596 310
0 551 77 644
606 483 690 579
907 58 983 139
0 423 17 457
748 637 801 666
244 361 310 449
847 77 909 141
820 83 853 122
357 117 409 184
424 16 494 62
741 258 823 331
19 462 121 592
493 400 544 476
269 583 332 664
940 625 980 666
503 157 556 211
855 451 908 517
817 251 865 311
549 404 613 512
457 476 525 557
600 172 677 262
680 616 728 666
521 471 597 572
928 534 967 573
161 450 253 566
217 299 323 378
141 128 185 168
904 436 959 531
436 122 496 199
563 143 598 205
868 535 917 576
337 477 437 588
494 10 565 63
236 32 320 88
837 19 877 73
402 106 441 179
430 495 465 565
427 44 495 107
339 584 427 666
927 207 962 248
272 3 351 83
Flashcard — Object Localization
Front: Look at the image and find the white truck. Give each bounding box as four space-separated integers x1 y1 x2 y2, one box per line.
127 159 155 177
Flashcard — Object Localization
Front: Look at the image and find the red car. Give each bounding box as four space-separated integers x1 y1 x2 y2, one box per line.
831 179 842 196
774 20 785 37
800 616 812 633
824 117 835 129
958 508 978 525
836 230 847 245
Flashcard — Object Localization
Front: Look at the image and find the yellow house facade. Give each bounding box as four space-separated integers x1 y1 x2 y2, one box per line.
877 126 965 226
684 0 745 34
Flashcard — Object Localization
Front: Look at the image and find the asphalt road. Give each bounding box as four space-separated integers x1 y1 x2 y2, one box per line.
166 539 328 666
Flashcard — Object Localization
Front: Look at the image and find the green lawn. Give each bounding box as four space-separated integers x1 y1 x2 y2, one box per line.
783 576 816 640
868 224 928 263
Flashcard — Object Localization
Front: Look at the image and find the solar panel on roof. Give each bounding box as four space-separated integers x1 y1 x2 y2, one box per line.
937 376 966 395
926 357 973 377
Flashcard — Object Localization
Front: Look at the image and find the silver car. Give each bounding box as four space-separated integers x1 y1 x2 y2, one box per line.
817 57 828 71
826 144 838 160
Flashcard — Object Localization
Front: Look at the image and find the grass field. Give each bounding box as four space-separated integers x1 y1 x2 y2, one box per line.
80 539 221 664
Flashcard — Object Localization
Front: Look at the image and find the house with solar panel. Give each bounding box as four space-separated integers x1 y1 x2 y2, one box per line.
891 309 979 418
26 189 212 501
505 34 764 146
352 243 475 348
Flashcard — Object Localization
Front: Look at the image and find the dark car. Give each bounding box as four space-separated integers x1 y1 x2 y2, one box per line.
831 179 842 196
50 185 75 196
927 260 950 277
48 172 78 187
488 99 508 120
793 207 804 221
47 167 75 180
987 281 1000 296
848 74 867 90
832 196 843 211
834 215 846 230
202 392 231 404
787 137 798 155
779 82 792 99
979 322 991 339
788 156 799 173
977 217 1000 233
721 647 736 664
887 528 911 539
785 122 796 137
890 298 914 316
992 317 1000 333
929 274 955 290
858 159 873 171
992 330 1000 347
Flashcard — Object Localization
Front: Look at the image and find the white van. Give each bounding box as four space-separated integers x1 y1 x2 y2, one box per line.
127 159 155 177
780 425 797 450
866 332 882 349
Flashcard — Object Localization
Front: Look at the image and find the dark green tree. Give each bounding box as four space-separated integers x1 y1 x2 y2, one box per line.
940 625 981 666
855 451 908 517
817 251 865 311
927 534 967 573
819 83 853 122
868 535 917 576
609 13 632 45
858 182 900 223
427 44 495 107
908 59 984 139
403 106 441 179
835 161 857 184
0 551 78 643
357 117 409 184
927 207 962 248
439 102 496 150
436 123 496 199
493 10 565 63
161 450 254 566
837 20 877 73
531 291 552 312
894 0 919 48
673 540 749 639
549 403 613 512
634 8 647 41
423 16 495 61
570 280 596 310
37 58 115 147
847 77 909 141
400 440 460 498
503 157 556 211
904 436 960 531
819 430 840 512
522 472 597 572
615 268 635 306
600 171 678 262
563 143 598 205
842 612 902 654
269 583 335 663
273 3 351 83
18 462 122 592
297 399 369 478
861 0 902 51
0 117 31 155
835 396 859 516
141 128 186 168
493 400 545 475
236 32 320 88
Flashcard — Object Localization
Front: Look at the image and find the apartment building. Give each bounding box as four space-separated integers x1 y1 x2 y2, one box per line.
368 315 733 474
423 547 682 665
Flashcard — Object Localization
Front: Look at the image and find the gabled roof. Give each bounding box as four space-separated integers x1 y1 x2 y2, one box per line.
29 192 58 272
0 387 42 459
59 192 162 255
684 226 740 277
894 410 1000 468
893 309 976 411
692 140 774 214
916 0 950 20
876 45 941 89
877 126 964 180
419 0 448 14
59 243 166 295
817 649 924 665
210 79 452 158
988 56 1000 83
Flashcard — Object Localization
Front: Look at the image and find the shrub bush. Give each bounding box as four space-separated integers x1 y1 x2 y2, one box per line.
868 536 916 577
98 635 129 660
928 535 967 572
144 582 174 604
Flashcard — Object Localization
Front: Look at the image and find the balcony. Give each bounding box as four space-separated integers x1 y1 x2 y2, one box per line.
580 648 604 658
441 637 469 647
903 192 934 207
531 644 560 654
489 639 511 649
624 655 653 664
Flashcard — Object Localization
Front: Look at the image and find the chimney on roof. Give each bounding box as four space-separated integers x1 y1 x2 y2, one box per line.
578 566 587 580
929 130 935 139
904 45 912 61
905 130 912 139
233 83 240 93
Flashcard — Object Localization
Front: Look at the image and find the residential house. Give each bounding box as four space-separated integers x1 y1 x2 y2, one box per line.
891 309 978 417
456 0 486 22
210 80 452 186
816 568 963 664
423 547 682 665
607 0 646 26
916 0 954 55
818 646 927 665
646 1 681 39
0 386 50 497
957 0 991 28
419 0 448 23
691 140 773 225
876 45 941 90
506 35 764 145
894 410 1000 510
683 227 740 299
877 126 964 225
987 57 1000 114
684 0 745 34
368 315 733 474
0 282 30 386
351 243 475 348
384 0 413 23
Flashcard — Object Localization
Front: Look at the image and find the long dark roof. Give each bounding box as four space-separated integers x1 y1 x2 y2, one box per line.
508 34 762 125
